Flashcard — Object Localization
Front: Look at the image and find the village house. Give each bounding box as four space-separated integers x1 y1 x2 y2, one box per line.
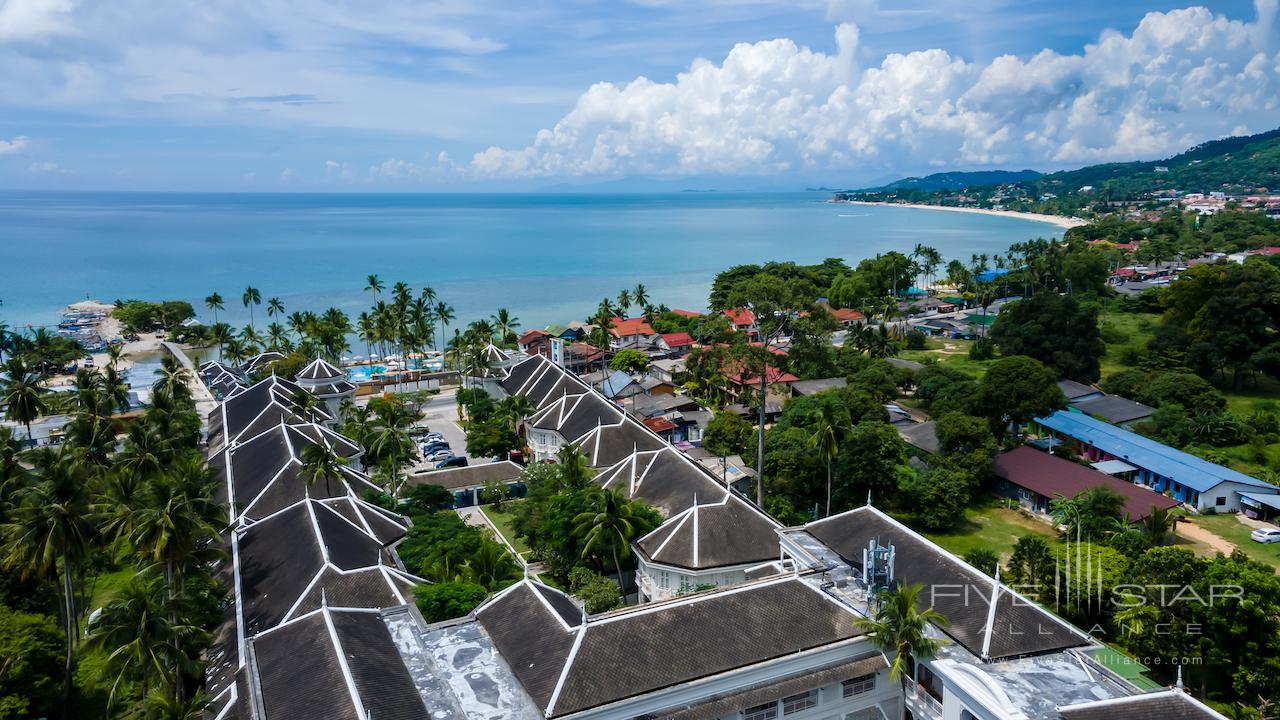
1032 409 1278 511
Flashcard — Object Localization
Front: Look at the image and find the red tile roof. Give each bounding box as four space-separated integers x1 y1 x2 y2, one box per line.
660 332 694 348
993 446 1181 521
518 329 549 345
722 308 756 326
609 317 655 338
727 365 798 386
828 307 866 323
642 417 678 433
670 308 705 317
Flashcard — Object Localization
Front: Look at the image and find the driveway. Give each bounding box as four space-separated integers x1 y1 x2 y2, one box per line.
411 388 469 469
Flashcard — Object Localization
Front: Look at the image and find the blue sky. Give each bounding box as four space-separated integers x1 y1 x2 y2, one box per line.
0 0 1274 191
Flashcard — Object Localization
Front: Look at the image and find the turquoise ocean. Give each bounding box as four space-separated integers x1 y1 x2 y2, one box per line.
0 192 1064 336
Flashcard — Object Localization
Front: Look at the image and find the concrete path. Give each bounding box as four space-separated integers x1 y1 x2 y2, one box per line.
162 342 218 430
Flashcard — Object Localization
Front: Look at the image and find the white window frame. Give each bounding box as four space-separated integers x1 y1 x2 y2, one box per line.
842 673 876 699
782 689 818 715
743 701 779 720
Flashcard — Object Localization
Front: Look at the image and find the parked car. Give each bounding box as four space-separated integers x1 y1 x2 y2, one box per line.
421 442 450 455
426 449 454 462
422 432 445 442
1251 527 1280 544
436 456 468 469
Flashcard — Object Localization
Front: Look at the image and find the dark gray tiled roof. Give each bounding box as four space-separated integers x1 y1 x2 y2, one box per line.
805 507 1088 661
596 447 727 517
406 460 525 491
296 357 345 381
499 355 553 395
1057 691 1225 720
574 418 665 467
236 500 400 636
251 608 429 720
241 351 286 374
475 582 581 711
551 578 861 717
477 577 862 717
636 497 781 570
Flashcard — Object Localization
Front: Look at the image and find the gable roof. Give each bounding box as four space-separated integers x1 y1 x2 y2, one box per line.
475 577 861 717
722 308 755 326
241 351 286 374
609 317 655 338
1057 379 1103 402
1037 410 1278 493
994 446 1181 521
249 606 430 720
804 506 1090 661
660 332 694 348
596 447 730 517
597 370 640 398
406 460 525 491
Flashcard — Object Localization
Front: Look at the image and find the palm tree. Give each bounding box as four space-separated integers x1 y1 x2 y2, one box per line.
209 322 233 362
204 293 224 325
1140 505 1176 547
616 289 632 316
499 394 535 433
809 403 852 517
633 283 649 309
153 354 191 402
87 573 209 709
120 469 223 594
435 302 456 363
365 274 385 299
1 357 47 443
266 297 285 320
266 322 289 352
854 583 948 720
574 488 642 595
106 342 125 369
239 324 262 353
490 308 520 347
299 440 349 498
1 445 99 706
116 423 167 481
241 286 261 327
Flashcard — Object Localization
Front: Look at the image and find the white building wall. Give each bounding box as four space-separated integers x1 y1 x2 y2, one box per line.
528 428 564 463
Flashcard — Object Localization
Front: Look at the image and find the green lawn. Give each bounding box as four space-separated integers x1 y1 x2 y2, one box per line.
480 502 531 556
895 499 1061 562
897 336 996 378
1189 513 1280 570
1097 311 1158 377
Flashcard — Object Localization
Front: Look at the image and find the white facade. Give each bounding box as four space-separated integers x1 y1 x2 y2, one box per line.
528 426 566 463
635 556 755 602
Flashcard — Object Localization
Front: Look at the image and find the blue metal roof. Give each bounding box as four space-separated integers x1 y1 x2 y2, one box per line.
1240 492 1280 511
1035 410 1277 493
598 370 635 398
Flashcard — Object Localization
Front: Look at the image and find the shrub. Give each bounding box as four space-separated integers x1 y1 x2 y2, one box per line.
969 336 995 360
413 582 490 623
905 329 927 350
568 567 621 614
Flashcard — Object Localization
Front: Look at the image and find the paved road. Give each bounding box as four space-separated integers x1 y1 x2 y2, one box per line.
412 388 469 469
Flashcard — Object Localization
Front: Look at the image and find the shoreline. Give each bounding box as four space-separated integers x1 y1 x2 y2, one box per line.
838 200 1089 230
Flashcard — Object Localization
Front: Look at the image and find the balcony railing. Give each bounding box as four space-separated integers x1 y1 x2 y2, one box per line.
905 683 943 719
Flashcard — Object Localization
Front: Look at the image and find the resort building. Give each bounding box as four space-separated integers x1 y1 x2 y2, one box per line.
293 357 357 418
406 460 527 508
1032 409 1278 511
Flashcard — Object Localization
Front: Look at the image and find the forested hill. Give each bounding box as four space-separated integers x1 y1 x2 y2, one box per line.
862 169 1041 192
837 127 1280 214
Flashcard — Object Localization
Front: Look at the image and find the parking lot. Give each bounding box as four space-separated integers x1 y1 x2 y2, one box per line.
410 388 469 471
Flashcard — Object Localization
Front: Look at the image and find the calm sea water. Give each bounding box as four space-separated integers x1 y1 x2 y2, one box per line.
0 192 1063 336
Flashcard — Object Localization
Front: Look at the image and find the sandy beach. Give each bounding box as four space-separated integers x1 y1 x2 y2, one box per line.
838 200 1090 230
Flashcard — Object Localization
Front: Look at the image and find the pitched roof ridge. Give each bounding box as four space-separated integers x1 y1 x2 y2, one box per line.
320 604 370 720
544 625 588 717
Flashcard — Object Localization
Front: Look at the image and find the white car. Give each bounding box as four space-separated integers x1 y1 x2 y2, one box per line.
426 449 454 462
1251 527 1280 544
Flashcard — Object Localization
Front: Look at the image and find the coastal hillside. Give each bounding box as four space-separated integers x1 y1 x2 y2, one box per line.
859 169 1041 193
839 126 1280 215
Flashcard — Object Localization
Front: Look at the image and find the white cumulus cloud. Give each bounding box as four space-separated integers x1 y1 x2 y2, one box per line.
469 3 1280 178
0 135 31 154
